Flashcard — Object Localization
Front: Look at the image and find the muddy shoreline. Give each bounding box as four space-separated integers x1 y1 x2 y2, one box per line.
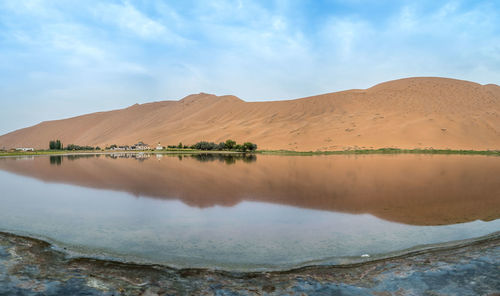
1 231 499 295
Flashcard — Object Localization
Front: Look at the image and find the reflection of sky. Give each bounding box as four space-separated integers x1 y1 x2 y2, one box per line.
0 170 498 270
1 1 500 134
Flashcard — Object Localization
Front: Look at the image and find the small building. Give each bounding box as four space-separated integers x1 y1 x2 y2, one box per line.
132 141 150 150
156 143 164 150
110 145 129 151
15 147 34 152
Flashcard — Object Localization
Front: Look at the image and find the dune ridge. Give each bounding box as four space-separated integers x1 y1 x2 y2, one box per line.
1 77 499 151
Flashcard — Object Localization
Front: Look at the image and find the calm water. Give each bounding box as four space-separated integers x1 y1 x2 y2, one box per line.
0 153 499 270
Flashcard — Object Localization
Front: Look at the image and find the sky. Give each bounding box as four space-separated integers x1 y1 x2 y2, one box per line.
0 0 499 135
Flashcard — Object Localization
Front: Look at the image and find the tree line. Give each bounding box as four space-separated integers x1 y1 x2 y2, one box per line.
190 139 257 152
49 140 100 151
49 139 256 152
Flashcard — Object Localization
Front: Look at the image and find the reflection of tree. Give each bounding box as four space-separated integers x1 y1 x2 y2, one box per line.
51 154 99 165
48 153 257 165
105 153 151 161
190 153 257 165
242 155 257 163
67 155 97 161
49 156 62 166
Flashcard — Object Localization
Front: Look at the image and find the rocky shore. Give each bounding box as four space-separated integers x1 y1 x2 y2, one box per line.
0 231 499 295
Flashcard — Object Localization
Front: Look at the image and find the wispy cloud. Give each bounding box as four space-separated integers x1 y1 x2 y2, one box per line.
0 0 499 134
92 1 187 45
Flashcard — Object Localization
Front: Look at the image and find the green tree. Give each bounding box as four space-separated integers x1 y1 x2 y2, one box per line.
178 142 183 149
217 142 226 150
225 139 236 150
243 142 257 151
193 141 218 150
49 139 62 150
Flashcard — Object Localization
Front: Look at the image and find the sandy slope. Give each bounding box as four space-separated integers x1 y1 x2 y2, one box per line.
1 77 499 150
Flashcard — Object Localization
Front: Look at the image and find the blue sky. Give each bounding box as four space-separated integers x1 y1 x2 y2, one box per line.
0 0 499 134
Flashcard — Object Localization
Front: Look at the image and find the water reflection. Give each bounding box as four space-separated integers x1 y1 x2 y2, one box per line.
189 153 256 164
49 155 62 165
2 153 500 226
67 154 100 161
106 153 151 161
102 152 257 164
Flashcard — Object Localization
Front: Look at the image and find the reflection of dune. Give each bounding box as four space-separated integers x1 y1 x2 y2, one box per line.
0 154 499 226
1 77 500 151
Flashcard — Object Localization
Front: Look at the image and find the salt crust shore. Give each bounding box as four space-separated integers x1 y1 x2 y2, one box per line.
0 231 499 295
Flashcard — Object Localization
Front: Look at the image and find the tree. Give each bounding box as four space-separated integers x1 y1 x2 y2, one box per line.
225 139 236 150
193 141 218 150
189 140 257 152
49 139 62 150
243 142 257 151
178 142 183 149
217 142 226 150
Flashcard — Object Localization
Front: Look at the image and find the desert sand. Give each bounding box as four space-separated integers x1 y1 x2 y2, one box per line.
0 77 499 150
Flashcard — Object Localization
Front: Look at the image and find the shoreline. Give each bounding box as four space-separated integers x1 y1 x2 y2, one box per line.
1 147 499 157
258 147 500 156
0 230 499 273
0 230 499 295
0 149 246 157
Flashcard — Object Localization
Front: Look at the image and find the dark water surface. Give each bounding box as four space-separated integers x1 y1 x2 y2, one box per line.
0 153 499 270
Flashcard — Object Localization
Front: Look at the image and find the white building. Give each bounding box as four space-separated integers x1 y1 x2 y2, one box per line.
132 141 150 150
156 143 164 150
16 147 34 152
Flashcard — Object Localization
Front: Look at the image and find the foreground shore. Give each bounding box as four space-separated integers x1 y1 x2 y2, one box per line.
0 231 498 295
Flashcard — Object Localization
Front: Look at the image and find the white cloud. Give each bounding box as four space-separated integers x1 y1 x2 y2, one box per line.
1 0 500 134
435 1 459 19
397 6 418 31
93 1 187 44
46 25 106 62
318 17 373 60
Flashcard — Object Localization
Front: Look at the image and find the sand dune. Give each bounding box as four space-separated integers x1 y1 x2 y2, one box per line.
1 77 499 150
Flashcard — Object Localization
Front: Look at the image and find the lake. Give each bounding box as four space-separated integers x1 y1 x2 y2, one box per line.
0 153 499 271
